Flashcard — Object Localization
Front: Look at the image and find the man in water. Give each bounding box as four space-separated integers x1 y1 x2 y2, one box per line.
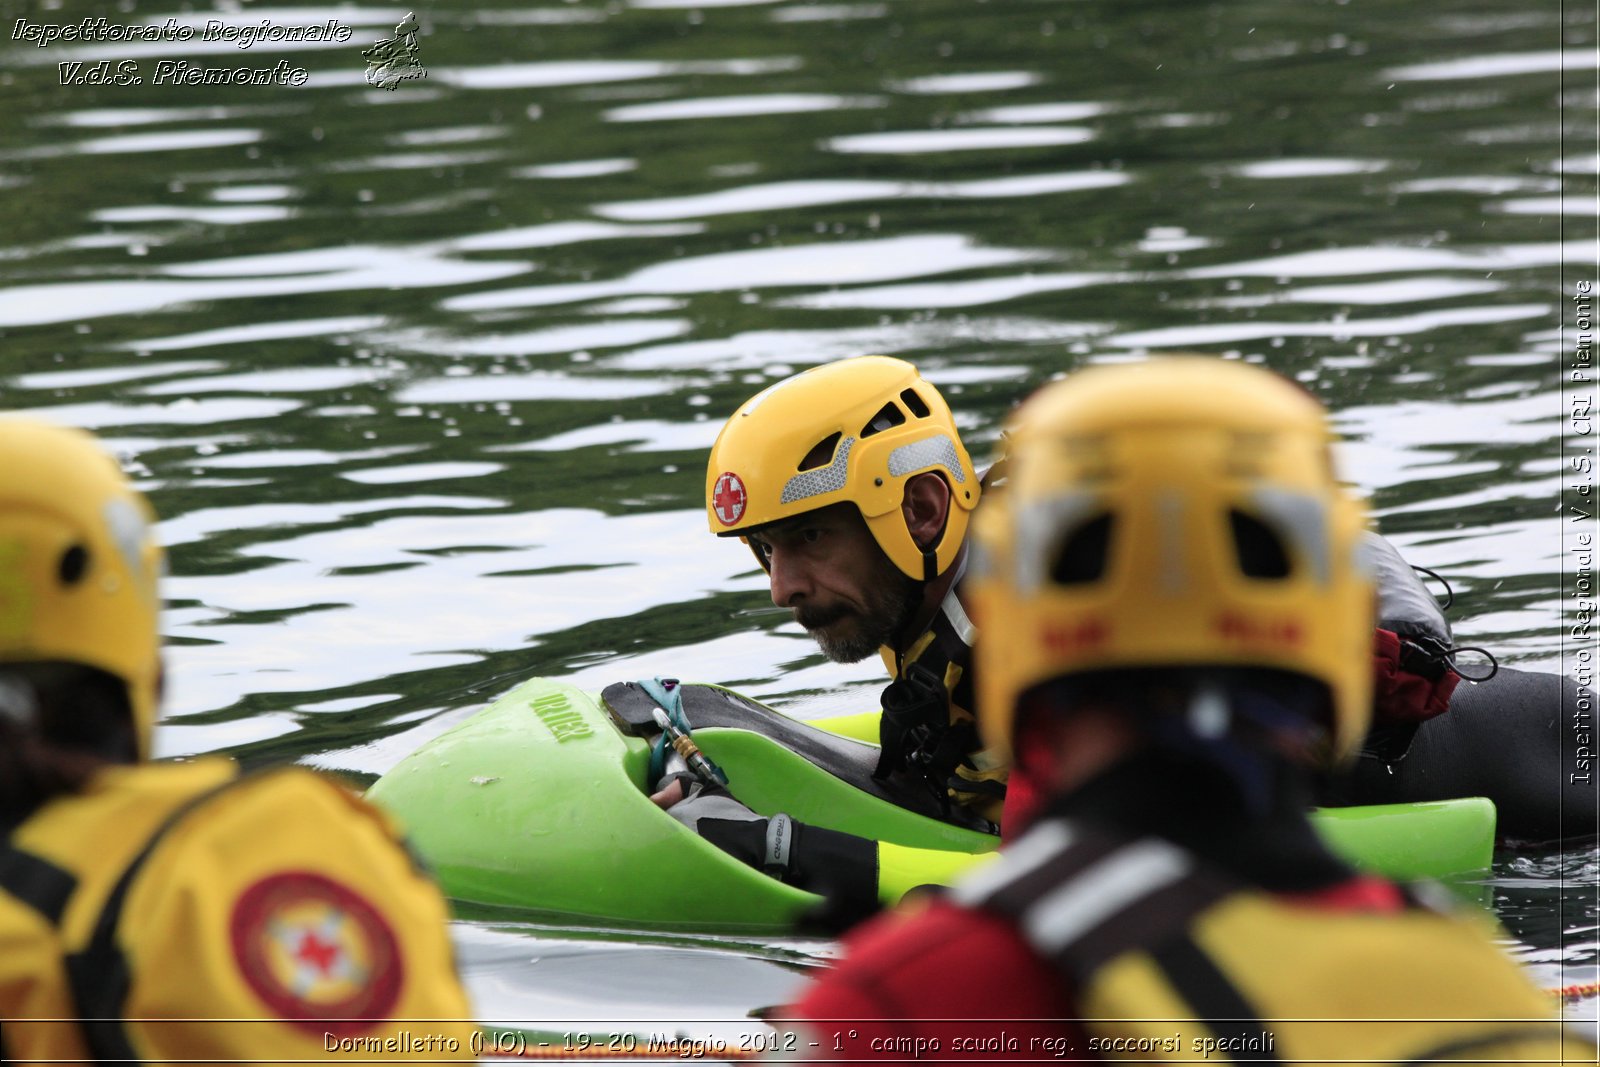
650 356 998 911
784 357 1582 1062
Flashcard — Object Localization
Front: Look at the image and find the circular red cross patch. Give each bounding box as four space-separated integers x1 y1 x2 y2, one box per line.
712 471 748 526
230 871 402 1036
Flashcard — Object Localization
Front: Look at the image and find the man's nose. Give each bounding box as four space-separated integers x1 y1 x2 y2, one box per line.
768 546 812 607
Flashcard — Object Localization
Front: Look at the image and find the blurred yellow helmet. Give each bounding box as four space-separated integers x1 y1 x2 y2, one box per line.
705 356 980 581
969 358 1374 763
0 419 163 758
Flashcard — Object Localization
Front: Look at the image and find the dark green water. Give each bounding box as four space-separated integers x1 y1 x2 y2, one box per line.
1 0 1595 1029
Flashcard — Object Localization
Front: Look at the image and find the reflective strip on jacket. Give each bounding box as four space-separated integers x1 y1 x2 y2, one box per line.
878 580 1007 825
789 816 1581 1064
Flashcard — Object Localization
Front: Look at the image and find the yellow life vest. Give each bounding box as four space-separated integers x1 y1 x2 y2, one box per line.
0 757 476 1064
877 582 1008 825
953 818 1582 1066
1083 892 1579 1065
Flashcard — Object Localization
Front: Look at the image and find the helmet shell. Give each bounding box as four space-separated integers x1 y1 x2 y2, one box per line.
969 358 1375 762
705 356 979 580
0 419 163 758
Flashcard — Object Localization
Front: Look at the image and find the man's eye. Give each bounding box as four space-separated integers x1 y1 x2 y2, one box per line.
753 541 773 558
801 528 823 544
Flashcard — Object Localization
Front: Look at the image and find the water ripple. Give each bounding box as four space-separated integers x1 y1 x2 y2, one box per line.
123 315 387 353
770 4 887 22
444 234 1051 311
1386 48 1599 81
385 319 695 358
24 397 304 430
604 93 885 122
93 204 293 225
1108 303 1550 349
447 221 702 253
10 360 225 390
431 56 801 91
138 366 394 396
962 101 1116 124
514 158 639 179
1231 158 1389 179
394 373 683 405
1184 240 1598 279
597 170 1127 221
0 129 263 160
823 126 1096 154
0 247 527 327
889 71 1042 94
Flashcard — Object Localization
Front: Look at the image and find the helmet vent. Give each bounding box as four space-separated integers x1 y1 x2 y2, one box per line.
900 389 931 419
58 545 89 586
798 432 842 472
861 402 906 438
1229 510 1291 579
1050 514 1114 585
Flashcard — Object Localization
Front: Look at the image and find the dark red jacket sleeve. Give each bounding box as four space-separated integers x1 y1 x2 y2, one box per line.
785 899 1090 1062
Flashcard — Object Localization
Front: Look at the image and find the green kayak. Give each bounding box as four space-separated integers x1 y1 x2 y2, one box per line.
366 677 1496 933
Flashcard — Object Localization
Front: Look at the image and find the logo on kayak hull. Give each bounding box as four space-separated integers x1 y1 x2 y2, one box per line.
530 691 592 743
712 471 747 526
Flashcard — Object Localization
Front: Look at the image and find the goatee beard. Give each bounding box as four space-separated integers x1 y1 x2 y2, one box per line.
801 570 923 664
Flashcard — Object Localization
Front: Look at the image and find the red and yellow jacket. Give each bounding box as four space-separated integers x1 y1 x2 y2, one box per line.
0 757 476 1063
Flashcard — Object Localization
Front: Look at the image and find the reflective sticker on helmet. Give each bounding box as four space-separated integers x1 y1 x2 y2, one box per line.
886 434 966 483
1251 487 1331 584
1013 492 1102 591
1158 492 1187 595
230 871 402 1036
780 436 854 505
102 497 151 584
712 472 748 526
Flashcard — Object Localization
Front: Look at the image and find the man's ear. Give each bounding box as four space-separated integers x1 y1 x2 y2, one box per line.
902 473 951 551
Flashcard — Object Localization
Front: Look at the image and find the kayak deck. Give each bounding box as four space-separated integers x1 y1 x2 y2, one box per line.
366 678 1495 932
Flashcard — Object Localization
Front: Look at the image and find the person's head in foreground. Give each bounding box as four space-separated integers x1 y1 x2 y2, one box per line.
0 419 161 821
705 355 978 663
784 357 1580 1064
968 355 1373 815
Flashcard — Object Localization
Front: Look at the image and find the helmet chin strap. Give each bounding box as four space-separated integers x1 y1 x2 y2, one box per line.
915 498 960 584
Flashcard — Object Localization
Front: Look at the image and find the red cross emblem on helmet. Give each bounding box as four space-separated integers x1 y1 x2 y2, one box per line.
712 471 747 527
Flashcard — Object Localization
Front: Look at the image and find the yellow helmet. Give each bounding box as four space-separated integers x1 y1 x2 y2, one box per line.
969 358 1374 763
705 356 979 581
0 419 163 759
